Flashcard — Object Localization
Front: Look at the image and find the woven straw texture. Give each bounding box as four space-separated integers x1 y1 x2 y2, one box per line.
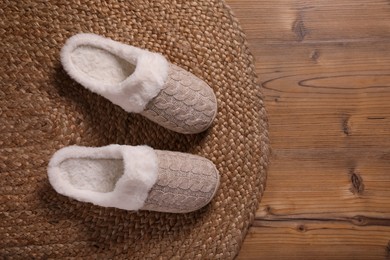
0 0 269 259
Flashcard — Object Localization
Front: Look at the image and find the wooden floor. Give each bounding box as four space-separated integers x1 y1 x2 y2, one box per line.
226 0 390 259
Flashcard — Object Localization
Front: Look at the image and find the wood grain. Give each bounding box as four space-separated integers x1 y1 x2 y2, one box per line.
225 0 390 258
238 221 390 259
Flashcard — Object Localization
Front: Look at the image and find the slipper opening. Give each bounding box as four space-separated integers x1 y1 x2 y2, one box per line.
70 45 136 85
58 158 124 193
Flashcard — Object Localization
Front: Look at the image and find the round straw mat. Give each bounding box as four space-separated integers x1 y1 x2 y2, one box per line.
0 0 269 258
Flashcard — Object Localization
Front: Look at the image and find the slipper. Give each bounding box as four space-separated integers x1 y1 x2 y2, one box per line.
61 33 217 134
47 145 220 213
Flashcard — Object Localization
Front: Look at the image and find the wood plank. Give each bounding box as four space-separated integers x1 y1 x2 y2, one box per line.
253 42 390 76
224 0 390 258
254 42 390 218
238 221 390 260
255 43 390 217
257 156 390 219
229 0 390 42
242 8 390 218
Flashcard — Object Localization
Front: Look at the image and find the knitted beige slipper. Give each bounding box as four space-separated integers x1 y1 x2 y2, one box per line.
61 33 217 134
47 145 220 213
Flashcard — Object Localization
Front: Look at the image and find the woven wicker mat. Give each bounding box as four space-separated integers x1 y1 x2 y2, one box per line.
0 0 269 259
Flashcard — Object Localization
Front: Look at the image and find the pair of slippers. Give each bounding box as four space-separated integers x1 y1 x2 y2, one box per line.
48 34 220 214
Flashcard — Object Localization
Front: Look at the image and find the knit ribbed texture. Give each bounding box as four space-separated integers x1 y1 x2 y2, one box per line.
141 64 217 134
142 150 219 213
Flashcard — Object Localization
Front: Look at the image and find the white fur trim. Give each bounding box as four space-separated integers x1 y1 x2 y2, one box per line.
61 33 169 113
47 145 159 210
